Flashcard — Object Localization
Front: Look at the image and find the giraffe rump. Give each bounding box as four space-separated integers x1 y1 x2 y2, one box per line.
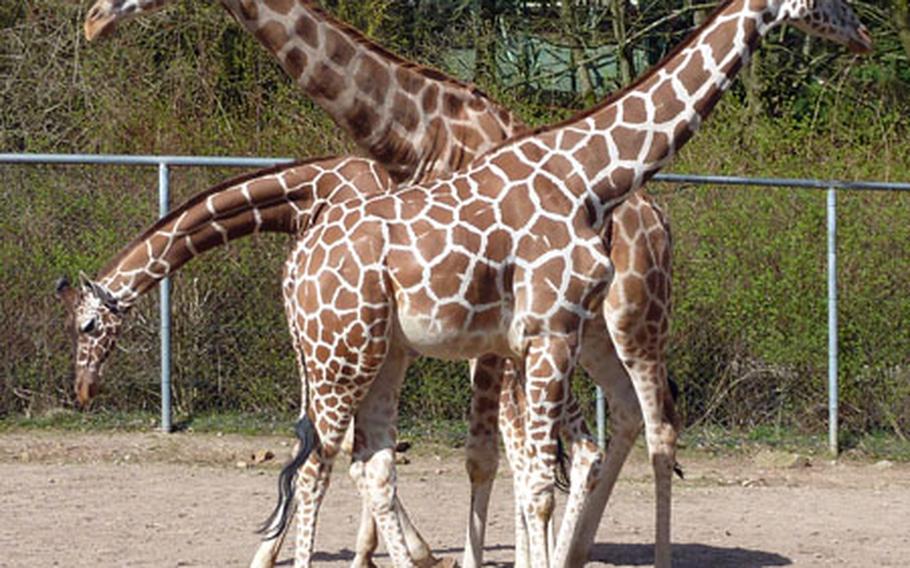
258 416 319 540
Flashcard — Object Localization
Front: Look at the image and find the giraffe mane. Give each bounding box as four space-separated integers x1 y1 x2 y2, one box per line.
97 157 325 277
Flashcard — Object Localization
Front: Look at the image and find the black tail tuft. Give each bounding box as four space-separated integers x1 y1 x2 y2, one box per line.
257 417 318 539
673 462 685 480
554 436 571 494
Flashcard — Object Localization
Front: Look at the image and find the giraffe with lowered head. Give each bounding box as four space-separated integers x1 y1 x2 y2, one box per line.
84 1 677 566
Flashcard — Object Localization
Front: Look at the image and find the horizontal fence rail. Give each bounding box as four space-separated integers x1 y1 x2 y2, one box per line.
4 152 909 453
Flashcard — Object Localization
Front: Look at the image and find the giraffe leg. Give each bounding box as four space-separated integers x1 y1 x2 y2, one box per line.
462 355 504 568
497 357 530 568
350 491 378 568
520 335 579 568
550 394 604 568
348 345 423 568
564 331 643 566
608 339 678 568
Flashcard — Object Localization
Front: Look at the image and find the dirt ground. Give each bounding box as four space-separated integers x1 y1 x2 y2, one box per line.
0 430 908 567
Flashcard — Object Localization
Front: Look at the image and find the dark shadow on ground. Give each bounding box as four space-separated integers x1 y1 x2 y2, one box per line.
286 542 790 567
589 542 791 567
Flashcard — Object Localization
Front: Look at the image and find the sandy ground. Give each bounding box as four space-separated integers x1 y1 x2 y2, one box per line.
0 430 908 567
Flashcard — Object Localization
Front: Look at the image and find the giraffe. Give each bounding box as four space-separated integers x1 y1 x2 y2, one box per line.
53 155 425 558
81 2 869 567
273 2 866 566
83 2 678 565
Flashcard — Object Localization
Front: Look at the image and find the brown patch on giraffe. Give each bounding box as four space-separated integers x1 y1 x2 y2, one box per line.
491 153 534 181
263 0 294 14
459 199 496 227
436 302 470 329
611 167 636 192
536 176 572 214
426 205 454 225
483 229 511 264
530 217 570 249
421 84 439 114
704 19 738 64
324 28 355 66
452 225 481 252
395 67 424 95
307 62 345 100
344 98 380 140
254 21 289 53
452 122 484 149
443 93 465 116
282 47 308 78
622 95 648 124
294 13 319 48
613 126 648 161
500 186 535 230
592 105 618 131
679 51 710 97
471 167 505 199
623 274 648 305
477 111 507 142
652 80 685 124
558 130 585 151
355 56 390 105
237 0 258 20
391 93 420 133
574 135 609 181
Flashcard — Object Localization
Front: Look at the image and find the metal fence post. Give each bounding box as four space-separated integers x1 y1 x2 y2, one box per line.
158 162 172 433
827 187 839 456
596 386 606 448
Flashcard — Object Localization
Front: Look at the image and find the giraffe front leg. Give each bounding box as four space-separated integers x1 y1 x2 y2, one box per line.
551 394 605 568
562 320 645 566
520 335 578 568
462 355 504 568
350 489 378 568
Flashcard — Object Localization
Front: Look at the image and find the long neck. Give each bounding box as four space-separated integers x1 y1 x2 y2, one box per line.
219 0 524 183
97 157 391 306
535 0 773 216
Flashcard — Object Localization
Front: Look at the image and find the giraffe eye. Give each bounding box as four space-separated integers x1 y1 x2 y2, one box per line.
80 318 97 334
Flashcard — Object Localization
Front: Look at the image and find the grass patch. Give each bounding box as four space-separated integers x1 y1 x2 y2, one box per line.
4 411 909 462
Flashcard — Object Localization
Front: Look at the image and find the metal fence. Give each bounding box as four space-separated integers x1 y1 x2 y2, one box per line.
2 152 909 455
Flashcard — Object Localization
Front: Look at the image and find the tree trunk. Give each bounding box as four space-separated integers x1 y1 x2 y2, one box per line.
610 0 633 86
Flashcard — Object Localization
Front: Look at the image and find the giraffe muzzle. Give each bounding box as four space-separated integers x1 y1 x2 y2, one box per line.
848 26 873 54
75 375 99 407
84 12 118 42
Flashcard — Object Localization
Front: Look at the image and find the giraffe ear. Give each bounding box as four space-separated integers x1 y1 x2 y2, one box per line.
78 271 121 314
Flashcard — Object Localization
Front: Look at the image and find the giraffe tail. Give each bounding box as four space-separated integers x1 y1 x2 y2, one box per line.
257 416 319 539
554 436 571 494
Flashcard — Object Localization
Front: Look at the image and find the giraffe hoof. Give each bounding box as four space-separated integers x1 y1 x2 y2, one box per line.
430 558 459 568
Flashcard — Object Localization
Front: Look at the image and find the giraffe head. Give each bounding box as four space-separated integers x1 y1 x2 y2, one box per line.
774 0 872 53
55 275 125 406
84 0 172 41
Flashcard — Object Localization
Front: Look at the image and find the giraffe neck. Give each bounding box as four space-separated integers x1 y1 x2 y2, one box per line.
95 157 389 306
218 0 523 183
527 0 776 219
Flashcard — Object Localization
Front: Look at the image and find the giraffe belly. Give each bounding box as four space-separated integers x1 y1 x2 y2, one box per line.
393 304 513 361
